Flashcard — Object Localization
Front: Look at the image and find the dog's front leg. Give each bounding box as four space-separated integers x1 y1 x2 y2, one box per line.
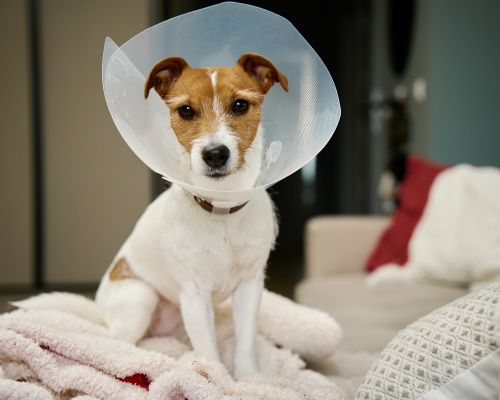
232 271 264 379
180 284 220 362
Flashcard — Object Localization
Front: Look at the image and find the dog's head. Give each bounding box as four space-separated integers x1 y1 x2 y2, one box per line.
144 53 288 191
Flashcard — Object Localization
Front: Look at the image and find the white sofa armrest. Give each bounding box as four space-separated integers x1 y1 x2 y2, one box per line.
305 216 389 278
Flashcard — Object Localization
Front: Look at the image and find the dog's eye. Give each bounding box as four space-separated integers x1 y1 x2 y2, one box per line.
232 99 249 115
178 105 195 120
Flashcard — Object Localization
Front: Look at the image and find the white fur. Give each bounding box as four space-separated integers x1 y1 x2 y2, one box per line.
189 125 264 192
12 292 106 326
17 71 275 379
211 71 223 117
211 71 218 89
95 183 276 378
235 89 263 100
166 94 189 105
190 125 239 181
93 105 275 379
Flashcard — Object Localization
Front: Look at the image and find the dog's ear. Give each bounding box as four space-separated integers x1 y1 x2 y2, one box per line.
144 57 189 99
237 53 288 93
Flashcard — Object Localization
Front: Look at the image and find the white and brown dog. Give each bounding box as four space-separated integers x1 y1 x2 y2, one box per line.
95 53 288 379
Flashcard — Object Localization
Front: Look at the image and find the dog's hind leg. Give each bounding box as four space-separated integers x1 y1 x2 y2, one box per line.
96 263 158 344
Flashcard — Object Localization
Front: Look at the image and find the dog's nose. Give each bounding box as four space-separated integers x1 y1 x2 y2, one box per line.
202 145 230 168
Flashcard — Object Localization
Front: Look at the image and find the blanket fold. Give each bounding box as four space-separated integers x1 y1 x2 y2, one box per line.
1 291 344 399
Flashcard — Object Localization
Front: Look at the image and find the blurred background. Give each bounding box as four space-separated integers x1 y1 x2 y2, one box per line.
1 0 499 299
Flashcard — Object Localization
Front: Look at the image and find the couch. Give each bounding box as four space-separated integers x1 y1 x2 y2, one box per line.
294 216 469 396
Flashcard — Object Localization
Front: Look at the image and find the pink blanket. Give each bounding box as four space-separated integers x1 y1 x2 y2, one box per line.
0 293 344 399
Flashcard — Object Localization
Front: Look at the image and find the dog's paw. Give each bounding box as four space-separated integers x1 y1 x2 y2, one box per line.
234 358 258 380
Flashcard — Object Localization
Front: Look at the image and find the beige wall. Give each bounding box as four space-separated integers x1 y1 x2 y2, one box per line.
40 0 151 284
0 0 33 286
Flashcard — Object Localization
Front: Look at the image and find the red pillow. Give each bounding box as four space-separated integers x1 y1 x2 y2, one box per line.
364 156 448 272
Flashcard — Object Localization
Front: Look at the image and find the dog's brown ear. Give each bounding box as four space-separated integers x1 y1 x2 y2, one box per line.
144 57 189 99
237 53 288 93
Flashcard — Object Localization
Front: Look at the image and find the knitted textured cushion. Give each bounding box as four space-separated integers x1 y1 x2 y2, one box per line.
356 281 500 400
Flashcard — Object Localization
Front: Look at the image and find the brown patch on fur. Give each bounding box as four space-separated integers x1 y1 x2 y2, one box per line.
144 57 189 99
109 257 135 281
216 67 264 168
164 69 218 152
237 53 288 93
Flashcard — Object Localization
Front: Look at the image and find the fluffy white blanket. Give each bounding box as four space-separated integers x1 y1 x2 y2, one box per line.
0 291 344 399
368 164 500 286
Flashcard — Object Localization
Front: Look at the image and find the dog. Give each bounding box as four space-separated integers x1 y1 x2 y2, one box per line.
94 53 288 379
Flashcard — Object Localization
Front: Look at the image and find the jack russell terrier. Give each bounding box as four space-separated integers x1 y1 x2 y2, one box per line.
95 53 288 379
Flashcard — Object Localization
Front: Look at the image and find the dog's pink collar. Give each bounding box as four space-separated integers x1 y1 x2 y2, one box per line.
193 196 248 215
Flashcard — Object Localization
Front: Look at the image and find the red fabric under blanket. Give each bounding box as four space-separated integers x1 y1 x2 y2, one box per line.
365 156 448 272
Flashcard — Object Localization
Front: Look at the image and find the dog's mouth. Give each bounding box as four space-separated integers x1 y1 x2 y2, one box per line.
206 170 229 179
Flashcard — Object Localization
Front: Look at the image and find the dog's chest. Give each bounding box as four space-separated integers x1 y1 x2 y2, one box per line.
199 220 266 299
162 190 275 299
183 212 271 297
